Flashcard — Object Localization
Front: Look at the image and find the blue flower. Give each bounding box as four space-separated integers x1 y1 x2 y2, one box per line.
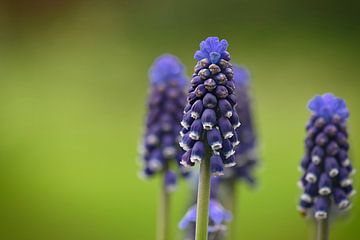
298 94 355 219
222 65 258 186
194 37 229 64
149 54 187 87
180 37 239 174
140 54 190 187
179 199 232 233
308 93 349 121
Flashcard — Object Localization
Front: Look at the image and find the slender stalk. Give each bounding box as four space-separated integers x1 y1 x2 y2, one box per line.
224 179 237 240
316 218 329 240
195 149 212 240
157 171 170 240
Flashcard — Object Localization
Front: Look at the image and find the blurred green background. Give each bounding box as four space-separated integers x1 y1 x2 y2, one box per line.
0 0 359 239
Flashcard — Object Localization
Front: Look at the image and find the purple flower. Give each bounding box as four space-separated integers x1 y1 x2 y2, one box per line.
140 54 190 189
298 93 355 219
194 37 229 64
149 54 187 87
179 177 232 234
222 66 258 186
180 37 239 175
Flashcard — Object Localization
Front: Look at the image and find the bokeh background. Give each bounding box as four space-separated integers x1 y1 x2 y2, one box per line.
0 0 359 239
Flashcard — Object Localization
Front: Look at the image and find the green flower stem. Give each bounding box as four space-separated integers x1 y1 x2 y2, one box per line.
317 218 329 240
223 179 237 240
195 149 212 240
157 171 170 240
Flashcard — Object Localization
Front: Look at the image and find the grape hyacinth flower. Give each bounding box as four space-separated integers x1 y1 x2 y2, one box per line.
179 177 232 240
179 37 239 240
140 54 189 240
220 66 259 240
297 93 355 240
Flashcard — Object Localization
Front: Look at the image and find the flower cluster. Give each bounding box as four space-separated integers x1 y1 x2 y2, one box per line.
140 54 190 191
179 177 232 235
179 37 241 174
222 66 258 185
298 93 355 219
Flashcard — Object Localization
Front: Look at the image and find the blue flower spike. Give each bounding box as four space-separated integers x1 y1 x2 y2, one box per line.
298 93 355 220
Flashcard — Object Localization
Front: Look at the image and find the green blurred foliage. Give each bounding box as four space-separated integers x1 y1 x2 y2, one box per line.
0 0 359 239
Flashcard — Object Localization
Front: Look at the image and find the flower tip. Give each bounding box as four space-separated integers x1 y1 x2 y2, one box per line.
194 37 229 63
149 54 187 86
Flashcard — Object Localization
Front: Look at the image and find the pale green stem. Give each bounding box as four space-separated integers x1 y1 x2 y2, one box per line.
317 218 329 240
223 179 237 240
157 171 170 240
195 150 212 240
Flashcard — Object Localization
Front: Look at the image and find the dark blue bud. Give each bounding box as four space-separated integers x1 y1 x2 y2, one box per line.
211 155 224 176
142 167 155 178
315 133 328 146
304 182 318 197
199 58 210 67
222 51 231 61
305 163 321 183
300 156 311 172
189 119 203 140
311 146 324 164
218 59 231 69
318 173 332 195
215 86 229 99
226 94 237 106
201 108 217 130
229 133 240 147
338 149 350 167
183 103 191 113
202 93 218 108
314 196 329 219
148 149 164 171
225 80 235 92
299 199 313 211
180 132 195 151
218 99 233 118
180 128 189 137
314 117 326 129
204 78 216 91
224 67 234 80
326 141 339 156
194 84 207 98
198 69 211 79
181 111 194 129
190 100 204 119
306 127 317 138
342 185 356 197
165 170 177 192
305 139 314 151
190 141 205 163
338 168 352 187
213 73 227 85
229 110 241 129
221 139 235 159
324 157 339 177
219 117 234 139
180 150 194 167
335 132 348 147
333 188 351 210
207 128 223 151
191 76 202 86
324 124 337 136
187 92 197 104
208 64 221 75
222 154 236 168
